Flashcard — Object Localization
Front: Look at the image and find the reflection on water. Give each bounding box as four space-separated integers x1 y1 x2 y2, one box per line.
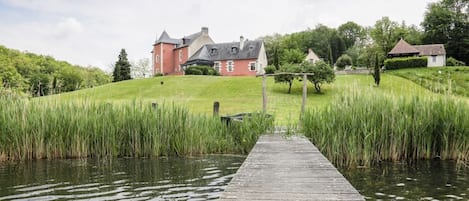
340 160 469 200
0 155 245 200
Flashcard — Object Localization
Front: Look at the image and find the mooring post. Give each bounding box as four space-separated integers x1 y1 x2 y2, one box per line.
151 102 158 109
262 74 267 113
301 73 307 118
213 101 220 116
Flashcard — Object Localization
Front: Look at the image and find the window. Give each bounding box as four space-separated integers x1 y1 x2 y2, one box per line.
249 62 256 71
179 50 183 62
210 48 218 56
155 55 160 63
231 47 238 54
214 61 221 72
432 56 437 62
227 60 234 72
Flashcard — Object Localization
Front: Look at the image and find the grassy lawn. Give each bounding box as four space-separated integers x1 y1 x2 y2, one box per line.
389 66 469 97
46 73 436 124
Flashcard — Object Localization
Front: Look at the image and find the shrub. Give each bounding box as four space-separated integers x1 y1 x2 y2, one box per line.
446 57 466 66
335 54 353 69
384 56 427 70
184 65 219 76
264 65 276 74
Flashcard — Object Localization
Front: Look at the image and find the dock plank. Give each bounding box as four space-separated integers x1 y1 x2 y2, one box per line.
219 134 364 201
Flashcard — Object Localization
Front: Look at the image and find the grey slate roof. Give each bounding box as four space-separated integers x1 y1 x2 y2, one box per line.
187 40 263 62
155 31 181 45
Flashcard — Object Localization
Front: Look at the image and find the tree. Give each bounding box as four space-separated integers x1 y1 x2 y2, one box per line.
281 49 305 65
274 64 302 93
370 17 401 54
372 54 381 86
113 49 132 82
338 21 367 50
335 54 353 69
131 58 151 79
303 61 336 93
422 0 469 64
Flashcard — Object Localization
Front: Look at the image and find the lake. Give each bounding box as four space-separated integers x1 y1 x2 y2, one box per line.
0 155 244 200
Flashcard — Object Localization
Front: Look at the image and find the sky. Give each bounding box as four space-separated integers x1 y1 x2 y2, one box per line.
0 0 438 72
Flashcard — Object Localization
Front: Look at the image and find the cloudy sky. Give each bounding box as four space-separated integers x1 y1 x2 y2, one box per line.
0 0 437 72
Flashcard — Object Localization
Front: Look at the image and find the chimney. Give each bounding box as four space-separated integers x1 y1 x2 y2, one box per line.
240 36 245 49
201 27 208 34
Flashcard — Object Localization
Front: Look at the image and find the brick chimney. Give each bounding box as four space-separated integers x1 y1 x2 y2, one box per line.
201 27 208 35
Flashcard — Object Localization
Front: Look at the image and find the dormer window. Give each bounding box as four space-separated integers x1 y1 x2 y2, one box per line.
231 47 238 54
249 45 255 50
210 48 218 55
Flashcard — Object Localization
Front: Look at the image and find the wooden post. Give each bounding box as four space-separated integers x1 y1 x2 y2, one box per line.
262 74 267 113
151 102 158 109
213 101 220 116
301 74 307 118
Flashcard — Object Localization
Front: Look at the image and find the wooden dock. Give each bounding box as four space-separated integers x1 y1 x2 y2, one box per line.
220 134 364 201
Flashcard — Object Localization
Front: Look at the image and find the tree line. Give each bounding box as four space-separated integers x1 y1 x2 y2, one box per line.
261 0 468 69
0 45 111 97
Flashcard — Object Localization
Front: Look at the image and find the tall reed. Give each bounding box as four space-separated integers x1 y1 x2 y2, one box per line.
302 88 469 167
0 98 273 161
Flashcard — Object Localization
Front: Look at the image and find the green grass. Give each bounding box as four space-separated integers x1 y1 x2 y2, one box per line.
46 74 434 124
389 67 469 97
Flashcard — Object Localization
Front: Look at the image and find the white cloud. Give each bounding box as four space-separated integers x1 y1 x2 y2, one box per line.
53 17 83 39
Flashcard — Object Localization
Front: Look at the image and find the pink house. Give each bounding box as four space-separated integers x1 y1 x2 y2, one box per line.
151 27 268 76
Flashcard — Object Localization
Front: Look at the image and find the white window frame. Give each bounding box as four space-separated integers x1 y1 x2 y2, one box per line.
248 62 257 71
213 61 221 73
226 60 234 72
179 50 183 62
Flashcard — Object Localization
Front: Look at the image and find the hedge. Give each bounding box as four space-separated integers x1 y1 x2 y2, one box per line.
384 57 427 70
184 65 219 75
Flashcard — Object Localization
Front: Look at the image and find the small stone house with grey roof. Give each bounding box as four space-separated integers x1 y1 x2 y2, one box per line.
152 27 267 76
388 39 446 67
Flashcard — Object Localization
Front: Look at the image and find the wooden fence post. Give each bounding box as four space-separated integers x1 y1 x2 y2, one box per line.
213 101 220 116
262 74 267 113
301 74 307 118
152 102 158 109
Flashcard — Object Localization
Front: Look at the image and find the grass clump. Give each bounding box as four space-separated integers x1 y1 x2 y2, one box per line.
0 99 273 161
302 88 469 167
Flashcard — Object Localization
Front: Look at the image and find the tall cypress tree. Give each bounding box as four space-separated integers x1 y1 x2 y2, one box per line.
112 49 132 82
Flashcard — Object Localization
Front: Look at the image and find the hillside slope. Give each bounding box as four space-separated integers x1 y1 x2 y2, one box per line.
47 74 434 122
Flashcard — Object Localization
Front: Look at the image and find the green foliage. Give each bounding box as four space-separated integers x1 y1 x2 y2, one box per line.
335 54 353 69
184 65 219 75
302 89 469 167
303 61 336 93
274 64 302 93
0 45 110 97
370 17 401 54
345 46 361 66
113 49 132 82
422 0 469 65
338 21 366 49
446 57 466 66
384 57 428 70
0 100 273 160
264 65 276 74
280 49 305 65
389 67 469 97
357 45 385 68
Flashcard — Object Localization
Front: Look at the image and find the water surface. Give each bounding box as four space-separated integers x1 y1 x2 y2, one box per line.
0 155 244 200
341 161 469 200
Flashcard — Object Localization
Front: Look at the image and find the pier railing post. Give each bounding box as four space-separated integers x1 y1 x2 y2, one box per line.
213 101 220 116
262 74 267 113
301 73 307 119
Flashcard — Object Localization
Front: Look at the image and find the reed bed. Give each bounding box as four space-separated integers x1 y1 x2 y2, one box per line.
0 98 273 161
302 88 469 167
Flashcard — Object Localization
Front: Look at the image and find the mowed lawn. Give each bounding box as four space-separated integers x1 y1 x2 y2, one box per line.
46 73 436 124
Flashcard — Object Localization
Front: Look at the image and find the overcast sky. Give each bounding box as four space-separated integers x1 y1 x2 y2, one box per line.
0 0 437 72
